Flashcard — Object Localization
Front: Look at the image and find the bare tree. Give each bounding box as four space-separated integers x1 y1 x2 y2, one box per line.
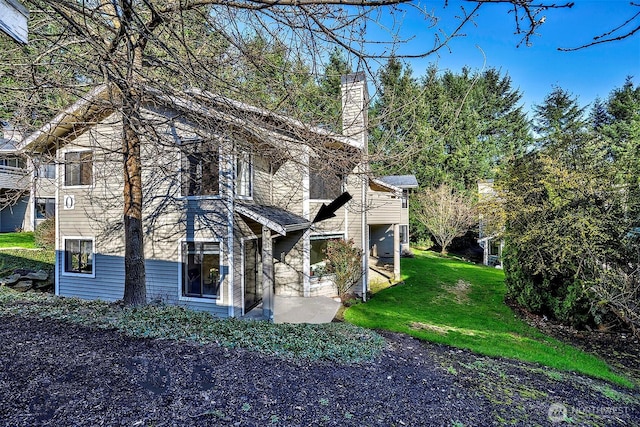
3 0 621 305
414 184 476 255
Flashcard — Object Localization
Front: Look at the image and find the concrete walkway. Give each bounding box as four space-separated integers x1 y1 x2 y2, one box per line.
243 295 341 324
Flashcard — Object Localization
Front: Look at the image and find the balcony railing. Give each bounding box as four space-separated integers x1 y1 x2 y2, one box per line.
0 165 29 190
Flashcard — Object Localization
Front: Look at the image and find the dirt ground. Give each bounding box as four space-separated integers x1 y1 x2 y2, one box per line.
1 315 638 426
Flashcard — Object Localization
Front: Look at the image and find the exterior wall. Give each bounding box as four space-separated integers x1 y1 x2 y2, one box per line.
370 224 394 258
55 112 231 317
0 196 28 232
368 189 402 225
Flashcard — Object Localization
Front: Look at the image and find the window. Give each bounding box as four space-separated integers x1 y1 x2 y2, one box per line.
399 225 408 244
0 157 25 169
36 162 56 179
35 198 55 220
64 151 93 186
236 152 253 198
310 158 342 200
182 241 221 299
181 141 219 196
310 234 343 277
64 239 93 275
402 190 408 209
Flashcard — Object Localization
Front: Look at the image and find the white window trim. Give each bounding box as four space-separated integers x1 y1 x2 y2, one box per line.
61 236 96 278
178 238 223 304
61 149 95 189
309 233 344 282
179 144 222 200
235 152 253 200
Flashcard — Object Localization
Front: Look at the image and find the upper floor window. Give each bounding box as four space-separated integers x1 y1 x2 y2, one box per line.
64 151 93 186
237 152 253 198
181 141 219 197
36 162 56 179
402 190 408 209
310 158 342 200
0 156 25 169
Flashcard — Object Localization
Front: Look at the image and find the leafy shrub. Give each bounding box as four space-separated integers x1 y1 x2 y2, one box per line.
34 217 55 250
324 238 364 299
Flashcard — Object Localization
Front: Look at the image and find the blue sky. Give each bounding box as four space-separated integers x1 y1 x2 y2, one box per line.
375 0 640 117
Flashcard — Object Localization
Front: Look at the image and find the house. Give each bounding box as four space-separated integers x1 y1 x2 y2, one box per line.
477 179 503 266
18 73 408 319
367 175 418 279
0 123 55 232
0 0 29 44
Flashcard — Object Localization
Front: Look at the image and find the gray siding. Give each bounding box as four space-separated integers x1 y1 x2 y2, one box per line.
0 196 28 232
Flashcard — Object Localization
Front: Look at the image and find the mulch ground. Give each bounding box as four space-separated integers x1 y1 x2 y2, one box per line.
1 316 639 426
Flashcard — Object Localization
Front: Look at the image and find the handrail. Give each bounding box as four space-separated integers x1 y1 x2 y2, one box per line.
0 165 28 176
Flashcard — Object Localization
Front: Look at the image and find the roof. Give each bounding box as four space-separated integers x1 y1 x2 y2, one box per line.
0 139 18 152
236 202 311 236
20 84 362 153
369 178 401 193
18 84 115 151
378 175 419 189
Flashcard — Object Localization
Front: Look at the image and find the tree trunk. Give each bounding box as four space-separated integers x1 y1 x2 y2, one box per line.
122 99 146 305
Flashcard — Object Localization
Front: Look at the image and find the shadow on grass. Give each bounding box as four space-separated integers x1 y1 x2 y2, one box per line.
347 250 634 388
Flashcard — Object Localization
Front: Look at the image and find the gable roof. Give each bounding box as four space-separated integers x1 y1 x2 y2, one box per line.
19 84 362 153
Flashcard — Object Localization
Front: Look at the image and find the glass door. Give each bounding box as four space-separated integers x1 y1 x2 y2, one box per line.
243 239 262 312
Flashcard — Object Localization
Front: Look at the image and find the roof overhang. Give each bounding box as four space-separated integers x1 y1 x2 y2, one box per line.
370 178 401 194
236 203 311 236
18 85 116 152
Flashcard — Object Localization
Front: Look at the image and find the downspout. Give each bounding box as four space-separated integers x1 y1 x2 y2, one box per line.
361 169 368 301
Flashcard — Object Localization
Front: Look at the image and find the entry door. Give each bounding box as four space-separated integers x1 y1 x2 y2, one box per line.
243 239 262 313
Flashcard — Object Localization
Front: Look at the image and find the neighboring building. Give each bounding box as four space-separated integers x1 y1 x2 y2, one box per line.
477 179 503 266
0 0 29 44
0 123 55 232
18 73 405 319
367 175 418 279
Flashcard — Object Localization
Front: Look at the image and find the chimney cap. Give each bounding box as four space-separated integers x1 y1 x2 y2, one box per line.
340 72 366 85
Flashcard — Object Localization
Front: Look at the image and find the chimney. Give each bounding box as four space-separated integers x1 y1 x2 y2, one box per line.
341 72 369 151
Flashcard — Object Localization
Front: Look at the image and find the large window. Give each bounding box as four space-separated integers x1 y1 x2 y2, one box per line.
182 241 221 299
64 238 93 275
35 198 55 219
236 152 253 198
309 159 342 200
181 141 219 197
64 151 93 186
310 234 343 277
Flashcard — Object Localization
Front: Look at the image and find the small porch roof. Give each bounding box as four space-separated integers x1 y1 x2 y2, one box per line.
378 175 419 189
236 202 311 236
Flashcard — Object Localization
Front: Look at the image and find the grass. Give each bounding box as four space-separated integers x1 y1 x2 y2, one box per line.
0 232 37 249
0 286 384 364
346 250 633 388
0 248 55 276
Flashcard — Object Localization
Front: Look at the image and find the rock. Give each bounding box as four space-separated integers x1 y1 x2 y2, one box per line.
13 280 33 292
24 270 48 281
2 273 22 286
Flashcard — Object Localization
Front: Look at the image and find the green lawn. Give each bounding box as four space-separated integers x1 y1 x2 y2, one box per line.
0 232 37 249
346 250 633 387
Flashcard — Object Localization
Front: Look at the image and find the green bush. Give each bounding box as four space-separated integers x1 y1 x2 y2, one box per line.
34 217 55 250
